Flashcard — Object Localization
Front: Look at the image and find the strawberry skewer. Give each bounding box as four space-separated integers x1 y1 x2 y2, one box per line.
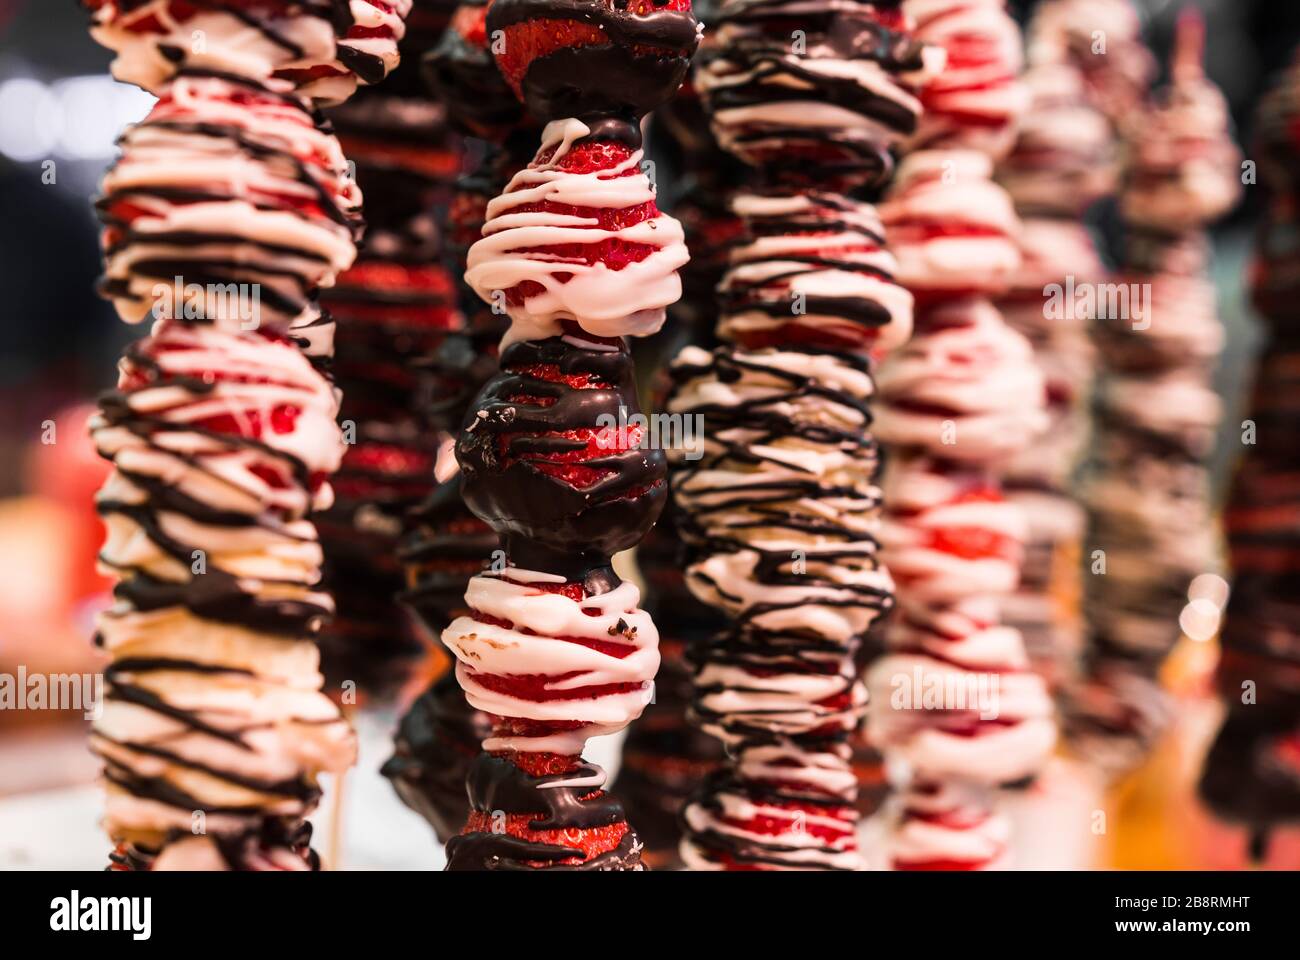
81 0 416 869
866 0 1055 871
670 0 933 870
1070 6 1241 772
385 2 550 843
433 0 699 870
1203 68 1300 852
613 43 745 864
991 45 1112 689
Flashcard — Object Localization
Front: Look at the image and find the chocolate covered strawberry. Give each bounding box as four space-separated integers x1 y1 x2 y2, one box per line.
440 547 661 869
667 0 931 873
82 0 421 874
1075 9 1242 775
90 319 356 869
439 281 671 874
435 0 696 876
1196 15 1291 854
718 192 913 354
465 123 689 344
697 0 933 191
425 0 530 138
867 282 1054 874
96 71 361 331
487 0 699 121
83 0 412 103
457 331 666 573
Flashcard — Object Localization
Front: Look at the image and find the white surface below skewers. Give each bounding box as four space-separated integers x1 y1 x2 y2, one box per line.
0 708 631 871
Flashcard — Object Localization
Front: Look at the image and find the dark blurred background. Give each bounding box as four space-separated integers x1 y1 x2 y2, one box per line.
0 1 150 493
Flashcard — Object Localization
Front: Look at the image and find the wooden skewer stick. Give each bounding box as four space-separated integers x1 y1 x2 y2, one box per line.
324 702 355 871
1173 5 1206 85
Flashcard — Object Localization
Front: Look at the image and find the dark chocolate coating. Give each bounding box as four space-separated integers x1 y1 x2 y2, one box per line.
1199 698 1300 848
423 1 528 139
383 671 492 841
456 335 667 577
487 0 700 122
445 754 645 870
1197 347 1300 839
719 191 899 343
383 0 461 99
108 819 322 872
701 0 923 188
682 767 859 871
1078 166 1231 763
400 481 500 634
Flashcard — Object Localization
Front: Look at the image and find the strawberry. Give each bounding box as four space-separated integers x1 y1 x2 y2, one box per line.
461 808 630 864
511 364 610 391
340 442 435 476
465 571 643 704
926 526 1020 562
719 801 855 843
331 259 453 291
497 422 642 489
491 349 649 491
451 1 490 47
332 443 436 500
493 17 606 100
492 750 582 778
496 138 665 305
534 137 638 174
504 574 588 603
489 716 588 745
327 298 460 330
488 0 697 119
470 669 641 703
490 0 694 99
